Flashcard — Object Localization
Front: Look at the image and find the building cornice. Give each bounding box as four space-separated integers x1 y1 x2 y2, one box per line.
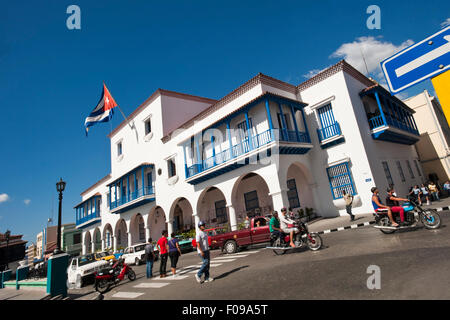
107 89 217 139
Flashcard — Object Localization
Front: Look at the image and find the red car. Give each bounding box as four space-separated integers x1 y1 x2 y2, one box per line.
193 217 271 254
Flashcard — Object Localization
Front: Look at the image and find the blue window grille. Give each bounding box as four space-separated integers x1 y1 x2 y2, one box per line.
396 161 406 182
287 179 300 209
244 190 259 211
382 161 394 185
406 160 415 179
327 162 356 200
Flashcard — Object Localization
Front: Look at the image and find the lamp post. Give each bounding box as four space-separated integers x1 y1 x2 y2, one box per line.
54 178 66 255
5 230 10 270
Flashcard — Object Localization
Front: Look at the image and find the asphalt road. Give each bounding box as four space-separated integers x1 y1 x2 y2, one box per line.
70 212 450 300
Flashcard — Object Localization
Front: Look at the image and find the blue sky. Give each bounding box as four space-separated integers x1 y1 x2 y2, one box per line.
1 0 449 246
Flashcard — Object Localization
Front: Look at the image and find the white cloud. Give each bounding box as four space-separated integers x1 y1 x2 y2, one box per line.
330 36 414 82
24 199 31 206
0 193 10 203
441 18 450 28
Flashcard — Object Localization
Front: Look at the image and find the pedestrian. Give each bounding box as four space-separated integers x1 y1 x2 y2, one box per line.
144 237 155 278
428 181 440 202
420 183 431 205
343 190 355 221
168 233 182 277
195 221 213 284
244 216 250 229
412 185 422 205
444 180 450 197
157 230 169 278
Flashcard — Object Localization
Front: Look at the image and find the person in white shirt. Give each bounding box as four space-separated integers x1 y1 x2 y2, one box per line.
279 207 299 248
195 221 213 284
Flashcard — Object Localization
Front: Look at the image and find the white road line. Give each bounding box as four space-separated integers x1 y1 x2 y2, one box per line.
437 208 443 211
211 259 236 262
324 230 331 234
152 275 189 280
351 224 358 229
235 251 259 254
111 292 144 299
337 227 345 231
364 222 370 226
215 254 249 259
133 282 170 288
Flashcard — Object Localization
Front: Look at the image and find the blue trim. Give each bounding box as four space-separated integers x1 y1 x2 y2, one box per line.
244 111 253 150
326 162 357 200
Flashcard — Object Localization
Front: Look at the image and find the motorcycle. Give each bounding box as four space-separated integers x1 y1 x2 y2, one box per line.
266 213 322 255
373 195 441 234
94 258 136 293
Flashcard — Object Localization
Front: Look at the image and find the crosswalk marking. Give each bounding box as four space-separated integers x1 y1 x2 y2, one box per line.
211 259 236 262
215 254 248 258
111 292 144 299
133 282 170 288
152 275 189 280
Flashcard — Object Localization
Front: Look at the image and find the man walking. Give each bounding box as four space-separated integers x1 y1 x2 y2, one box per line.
343 190 355 221
157 230 169 278
144 238 155 278
195 221 213 284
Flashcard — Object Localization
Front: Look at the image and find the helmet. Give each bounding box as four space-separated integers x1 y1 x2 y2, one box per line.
198 220 206 228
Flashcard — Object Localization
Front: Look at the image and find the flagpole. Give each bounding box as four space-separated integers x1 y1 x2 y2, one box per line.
104 81 134 130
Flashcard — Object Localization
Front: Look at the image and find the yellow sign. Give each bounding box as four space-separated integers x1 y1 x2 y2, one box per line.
432 70 450 127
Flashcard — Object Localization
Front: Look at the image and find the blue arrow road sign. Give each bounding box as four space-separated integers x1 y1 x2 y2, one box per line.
381 26 450 94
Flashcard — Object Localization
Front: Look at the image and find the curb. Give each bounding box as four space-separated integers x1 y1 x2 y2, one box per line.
316 221 376 235
316 205 449 235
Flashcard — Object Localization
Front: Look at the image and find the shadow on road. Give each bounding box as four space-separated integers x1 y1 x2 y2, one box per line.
214 265 249 280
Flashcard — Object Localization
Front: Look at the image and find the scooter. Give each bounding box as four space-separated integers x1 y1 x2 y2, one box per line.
94 258 136 293
266 214 322 255
373 195 441 234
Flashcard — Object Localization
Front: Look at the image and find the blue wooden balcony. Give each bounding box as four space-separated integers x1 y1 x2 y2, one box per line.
110 186 155 210
107 163 155 214
317 122 342 143
75 195 101 229
360 85 420 145
185 128 312 183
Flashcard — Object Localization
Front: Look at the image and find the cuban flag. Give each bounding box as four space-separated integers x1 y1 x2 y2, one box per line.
85 83 118 135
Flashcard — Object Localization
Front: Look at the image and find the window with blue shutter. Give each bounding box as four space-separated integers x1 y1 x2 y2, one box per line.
326 162 356 200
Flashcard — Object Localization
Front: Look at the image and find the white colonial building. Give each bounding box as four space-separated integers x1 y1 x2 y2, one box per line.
74 60 425 254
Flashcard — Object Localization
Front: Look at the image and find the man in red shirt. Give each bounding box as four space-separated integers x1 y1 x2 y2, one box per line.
157 230 169 278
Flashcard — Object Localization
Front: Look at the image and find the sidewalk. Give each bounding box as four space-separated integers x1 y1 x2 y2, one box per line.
0 287 47 300
308 197 450 234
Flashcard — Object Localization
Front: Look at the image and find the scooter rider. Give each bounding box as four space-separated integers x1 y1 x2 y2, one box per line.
269 211 283 240
279 207 299 248
386 187 409 226
372 187 399 228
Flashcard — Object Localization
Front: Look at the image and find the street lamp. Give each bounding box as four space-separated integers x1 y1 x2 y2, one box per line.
5 230 10 270
54 178 66 255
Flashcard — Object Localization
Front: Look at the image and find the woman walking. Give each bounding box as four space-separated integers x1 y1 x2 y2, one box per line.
168 233 182 277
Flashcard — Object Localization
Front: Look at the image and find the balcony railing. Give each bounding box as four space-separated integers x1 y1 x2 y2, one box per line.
186 128 311 179
76 212 100 226
317 122 342 142
110 186 155 210
368 115 419 135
